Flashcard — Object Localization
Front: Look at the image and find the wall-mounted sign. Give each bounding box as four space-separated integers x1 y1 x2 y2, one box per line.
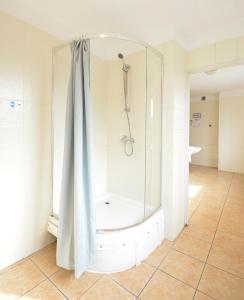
191 112 201 128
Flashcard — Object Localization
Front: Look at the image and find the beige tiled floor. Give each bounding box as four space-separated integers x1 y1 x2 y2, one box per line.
1 165 244 299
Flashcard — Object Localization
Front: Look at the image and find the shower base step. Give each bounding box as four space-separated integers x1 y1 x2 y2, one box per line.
48 209 164 273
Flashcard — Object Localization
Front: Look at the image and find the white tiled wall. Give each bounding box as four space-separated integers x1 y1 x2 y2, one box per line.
219 90 244 174
158 42 189 240
0 11 59 270
187 36 244 73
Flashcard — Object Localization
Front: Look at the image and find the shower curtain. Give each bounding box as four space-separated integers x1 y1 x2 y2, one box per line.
56 39 96 278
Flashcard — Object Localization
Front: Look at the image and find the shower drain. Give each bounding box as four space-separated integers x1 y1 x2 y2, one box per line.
104 201 110 205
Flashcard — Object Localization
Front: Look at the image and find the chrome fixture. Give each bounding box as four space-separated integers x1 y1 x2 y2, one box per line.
118 53 134 156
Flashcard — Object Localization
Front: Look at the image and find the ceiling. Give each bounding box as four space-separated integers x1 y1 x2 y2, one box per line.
1 0 244 51
190 64 244 96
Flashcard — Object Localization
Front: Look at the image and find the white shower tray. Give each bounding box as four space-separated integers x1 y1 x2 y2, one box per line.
48 208 164 273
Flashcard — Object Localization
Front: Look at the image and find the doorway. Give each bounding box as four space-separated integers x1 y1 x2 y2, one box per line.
187 64 244 220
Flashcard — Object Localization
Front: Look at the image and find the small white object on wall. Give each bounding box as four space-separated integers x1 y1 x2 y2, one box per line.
189 146 202 162
191 112 201 128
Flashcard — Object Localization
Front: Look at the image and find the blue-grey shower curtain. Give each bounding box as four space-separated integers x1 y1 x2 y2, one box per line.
57 39 96 278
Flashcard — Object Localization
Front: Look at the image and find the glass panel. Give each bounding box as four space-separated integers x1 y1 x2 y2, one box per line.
90 39 147 229
144 48 163 218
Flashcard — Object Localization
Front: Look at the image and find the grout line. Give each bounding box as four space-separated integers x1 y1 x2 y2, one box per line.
188 190 207 221
172 248 207 264
137 240 175 297
157 268 197 290
164 241 244 280
28 257 49 278
76 274 104 299
206 262 244 280
196 290 216 299
46 267 61 278
137 264 160 296
46 277 69 300
216 228 244 241
16 259 55 299
177 227 215 244
192 172 235 299
108 275 138 298
28 257 69 300
17 277 47 299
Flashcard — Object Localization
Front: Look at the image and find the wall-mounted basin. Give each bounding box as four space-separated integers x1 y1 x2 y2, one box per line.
189 146 202 162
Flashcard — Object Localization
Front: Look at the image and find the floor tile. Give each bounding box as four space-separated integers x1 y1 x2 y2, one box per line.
203 193 226 205
198 264 244 300
144 240 172 267
232 174 244 187
218 215 244 238
184 222 216 243
207 245 244 278
221 206 244 223
199 201 223 212
206 184 229 195
0 259 45 299
229 186 244 198
188 205 197 219
227 195 244 203
159 249 204 288
224 199 244 211
30 242 59 276
80 276 135 300
194 291 213 300
50 269 101 300
19 280 66 299
173 232 211 262
189 198 201 211
110 262 154 295
213 230 244 255
189 212 218 230
140 270 195 300
196 205 221 221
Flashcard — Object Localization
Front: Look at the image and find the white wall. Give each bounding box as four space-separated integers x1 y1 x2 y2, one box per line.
190 94 219 167
52 47 70 215
158 42 189 240
90 55 108 197
219 90 244 173
0 12 59 270
187 36 244 73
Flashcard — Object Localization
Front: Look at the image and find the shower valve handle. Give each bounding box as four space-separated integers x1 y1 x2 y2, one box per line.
121 135 135 143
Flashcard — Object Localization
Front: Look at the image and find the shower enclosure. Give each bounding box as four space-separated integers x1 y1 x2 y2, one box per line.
49 35 164 272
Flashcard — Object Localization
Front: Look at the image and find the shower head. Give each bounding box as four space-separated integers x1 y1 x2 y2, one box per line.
118 53 124 59
118 53 130 72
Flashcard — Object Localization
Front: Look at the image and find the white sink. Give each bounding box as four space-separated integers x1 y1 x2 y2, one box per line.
189 146 201 162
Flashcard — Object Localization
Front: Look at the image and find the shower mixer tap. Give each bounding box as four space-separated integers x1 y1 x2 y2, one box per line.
121 135 135 143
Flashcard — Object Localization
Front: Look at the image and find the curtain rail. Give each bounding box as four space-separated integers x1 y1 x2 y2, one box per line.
52 33 164 61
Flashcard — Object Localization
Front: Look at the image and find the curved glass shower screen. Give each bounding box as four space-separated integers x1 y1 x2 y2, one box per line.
52 36 163 230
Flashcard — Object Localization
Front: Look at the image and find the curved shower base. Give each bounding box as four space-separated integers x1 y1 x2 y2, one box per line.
48 194 164 273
